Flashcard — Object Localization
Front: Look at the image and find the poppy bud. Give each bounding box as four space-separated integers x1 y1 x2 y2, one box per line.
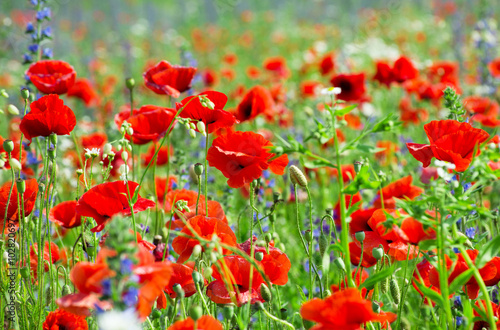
333 258 346 272
0 89 8 98
278 243 286 252
20 88 29 100
222 304 234 320
49 133 57 145
203 267 213 279
264 233 272 244
7 104 19 115
192 244 202 258
189 129 196 139
16 178 26 193
0 108 4 114
255 252 264 261
103 143 112 156
189 305 202 321
196 121 206 136
3 140 14 153
194 163 204 176
192 271 203 286
289 165 308 187
189 122 196 130
76 169 83 176
354 161 363 174
125 77 135 90
0 160 4 168
380 277 388 294
372 301 381 314
372 247 384 260
260 283 272 302
151 309 161 320
390 278 400 304
255 301 265 311
47 147 56 160
172 283 185 299
122 151 129 162
355 231 365 242
61 284 71 296
126 127 134 136
319 233 328 256
304 230 312 243
20 267 30 279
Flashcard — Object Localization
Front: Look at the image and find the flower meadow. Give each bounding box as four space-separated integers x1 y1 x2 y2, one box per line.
1 0 500 329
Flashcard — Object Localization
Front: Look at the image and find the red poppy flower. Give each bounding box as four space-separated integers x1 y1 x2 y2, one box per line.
407 120 489 172
235 86 275 122
114 105 177 145
202 69 218 87
26 60 76 94
239 236 291 285
75 181 156 232
19 94 76 143
67 78 100 106
488 58 500 78
164 262 207 298
373 175 424 209
333 193 362 225
428 61 459 85
300 288 397 329
319 52 335 75
177 91 237 134
392 56 419 83
134 246 173 320
168 315 223 330
0 178 38 233
464 96 500 127
473 300 500 330
263 56 290 79
43 309 88 330
143 60 197 98
207 131 289 188
373 61 394 87
330 73 367 102
172 215 237 264
182 199 228 224
300 81 322 98
206 255 265 306
155 176 178 207
49 200 82 228
163 189 203 217
30 241 60 279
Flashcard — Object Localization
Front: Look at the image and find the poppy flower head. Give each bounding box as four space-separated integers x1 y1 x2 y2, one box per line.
0 178 38 233
143 60 197 98
67 78 100 106
75 181 156 232
407 120 490 172
373 175 423 209
330 73 367 102
70 248 116 294
26 60 76 94
319 52 335 75
114 105 177 145
172 215 237 264
43 309 88 330
392 56 419 83
263 56 290 79
207 131 289 188
488 57 500 78
177 91 237 134
49 200 82 228
19 94 76 143
373 61 394 87
235 86 275 122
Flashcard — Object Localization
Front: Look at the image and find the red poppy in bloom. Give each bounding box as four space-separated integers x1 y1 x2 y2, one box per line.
164 262 207 298
319 52 335 75
373 175 424 209
373 61 394 87
19 94 76 143
172 215 237 263
235 86 275 122
407 120 490 172
43 309 88 330
207 131 289 188
143 60 197 98
114 105 177 145
239 236 291 285
464 96 500 127
67 78 100 106
300 288 397 329
134 246 173 320
489 58 500 78
75 181 156 232
330 73 367 102
263 56 290 79
57 248 116 316
0 178 38 233
168 315 223 330
26 60 76 94
49 200 82 228
392 56 419 83
177 91 237 134
163 189 203 217
428 250 500 299
202 69 218 87
206 255 265 306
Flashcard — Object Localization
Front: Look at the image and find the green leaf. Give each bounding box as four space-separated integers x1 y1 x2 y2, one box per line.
335 104 357 116
476 235 500 268
413 280 444 309
449 269 474 294
296 285 307 303
359 266 394 290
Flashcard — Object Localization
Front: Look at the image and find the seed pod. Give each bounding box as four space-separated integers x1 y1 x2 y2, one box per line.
260 283 272 302
289 165 308 187
372 247 384 260
2 140 14 153
222 304 234 320
125 77 135 89
189 305 202 321
61 284 71 296
151 309 161 319
194 163 204 176
255 252 264 262
16 179 26 193
390 278 400 304
20 267 30 279
20 88 29 100
355 231 365 243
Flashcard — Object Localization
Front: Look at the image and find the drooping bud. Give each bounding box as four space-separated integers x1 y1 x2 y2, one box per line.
7 104 19 115
333 258 346 272
61 284 71 296
121 151 129 162
196 121 206 136
172 283 185 299
390 278 401 304
319 233 328 256
260 283 272 302
192 271 203 286
189 129 196 139
222 304 234 320
289 165 308 187
192 244 202 258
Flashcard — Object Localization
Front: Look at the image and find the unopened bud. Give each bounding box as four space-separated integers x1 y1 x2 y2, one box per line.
126 127 134 136
203 267 213 279
189 129 196 138
61 284 71 296
3 140 14 153
192 244 202 258
125 77 135 90
47 147 56 160
20 267 30 279
260 283 272 302
390 278 400 304
319 233 329 256
7 104 19 115
196 121 206 136
189 305 202 321
9 158 22 171
49 133 57 145
103 143 112 156
372 247 384 260
289 165 308 187
255 252 264 261
122 151 129 162
194 163 204 176
172 283 185 299
192 271 203 286
372 301 381 314
355 231 365 242
222 304 234 320
20 88 29 100
0 89 9 98
333 258 346 272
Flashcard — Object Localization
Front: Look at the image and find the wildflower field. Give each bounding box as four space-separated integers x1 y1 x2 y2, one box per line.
1 0 500 329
